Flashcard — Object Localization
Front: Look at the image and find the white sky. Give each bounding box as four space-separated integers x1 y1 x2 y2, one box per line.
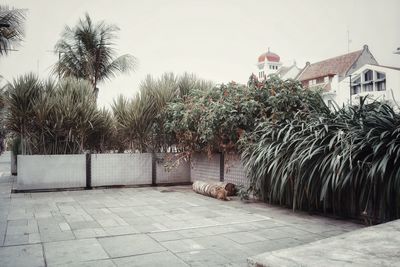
1 0 400 108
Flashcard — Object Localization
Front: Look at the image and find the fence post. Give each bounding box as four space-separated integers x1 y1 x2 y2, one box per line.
85 152 92 189
220 152 225 182
151 152 157 186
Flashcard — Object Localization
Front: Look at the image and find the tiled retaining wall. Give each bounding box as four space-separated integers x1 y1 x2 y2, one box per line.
190 153 221 182
17 154 86 190
91 153 153 186
224 153 249 186
155 153 191 184
17 153 191 190
190 153 249 186
16 152 247 191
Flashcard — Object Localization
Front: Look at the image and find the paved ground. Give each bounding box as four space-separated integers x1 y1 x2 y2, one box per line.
248 219 400 267
0 152 362 267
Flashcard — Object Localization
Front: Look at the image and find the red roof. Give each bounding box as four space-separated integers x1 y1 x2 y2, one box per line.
258 52 280 63
297 50 363 81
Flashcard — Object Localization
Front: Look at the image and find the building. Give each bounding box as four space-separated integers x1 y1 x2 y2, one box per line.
275 62 301 80
350 64 400 105
256 48 282 79
256 48 301 80
296 45 378 107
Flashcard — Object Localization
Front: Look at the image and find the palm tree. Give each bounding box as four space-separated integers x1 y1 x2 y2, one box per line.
0 5 26 56
53 13 136 97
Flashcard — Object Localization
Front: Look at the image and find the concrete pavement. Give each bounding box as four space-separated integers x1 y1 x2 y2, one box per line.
0 151 362 266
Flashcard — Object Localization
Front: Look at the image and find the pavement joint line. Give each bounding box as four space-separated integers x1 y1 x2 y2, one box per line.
144 231 190 266
146 218 275 234
40 242 48 267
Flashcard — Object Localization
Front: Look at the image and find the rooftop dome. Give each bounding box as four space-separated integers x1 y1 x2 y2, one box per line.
258 49 280 63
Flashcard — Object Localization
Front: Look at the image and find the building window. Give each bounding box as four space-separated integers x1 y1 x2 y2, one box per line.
351 85 361 95
376 71 386 80
376 81 386 91
363 83 373 92
308 79 317 86
364 70 373 81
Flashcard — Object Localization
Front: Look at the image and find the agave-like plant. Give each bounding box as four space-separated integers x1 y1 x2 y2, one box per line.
241 96 400 223
5 74 115 154
53 13 136 96
112 72 212 152
0 5 26 56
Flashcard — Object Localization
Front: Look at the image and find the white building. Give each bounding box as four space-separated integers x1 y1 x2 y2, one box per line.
256 48 300 80
275 63 301 80
350 64 400 106
256 48 282 79
296 45 379 107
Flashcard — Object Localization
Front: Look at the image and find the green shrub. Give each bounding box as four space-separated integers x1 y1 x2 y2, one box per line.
164 75 325 155
5 74 114 154
241 97 400 222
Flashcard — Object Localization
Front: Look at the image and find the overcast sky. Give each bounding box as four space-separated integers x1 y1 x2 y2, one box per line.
1 0 399 107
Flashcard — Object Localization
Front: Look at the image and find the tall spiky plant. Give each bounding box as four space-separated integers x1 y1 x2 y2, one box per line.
53 13 136 96
5 74 115 154
240 97 400 223
112 72 212 152
0 5 26 56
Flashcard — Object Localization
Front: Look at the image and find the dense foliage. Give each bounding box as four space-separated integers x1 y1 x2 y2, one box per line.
164 75 325 155
5 74 114 154
111 72 213 152
0 5 26 56
241 97 400 222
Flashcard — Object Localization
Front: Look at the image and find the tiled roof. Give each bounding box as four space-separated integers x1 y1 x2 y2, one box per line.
258 52 280 63
297 50 363 81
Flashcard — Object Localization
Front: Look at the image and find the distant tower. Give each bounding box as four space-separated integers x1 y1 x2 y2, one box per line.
256 48 282 80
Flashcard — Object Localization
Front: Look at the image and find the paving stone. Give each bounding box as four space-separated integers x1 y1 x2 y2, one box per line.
161 238 205 253
0 244 44 267
97 218 128 228
103 226 139 236
4 233 29 245
39 229 75 242
149 231 185 242
194 235 245 250
59 222 71 231
44 238 109 265
73 228 107 239
53 259 116 267
98 234 166 258
177 249 230 266
223 231 267 244
112 251 188 267
69 221 101 230
244 238 305 255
